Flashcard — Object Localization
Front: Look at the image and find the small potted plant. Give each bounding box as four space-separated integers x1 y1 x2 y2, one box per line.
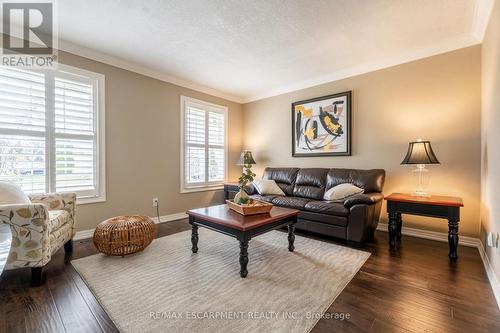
234 151 256 205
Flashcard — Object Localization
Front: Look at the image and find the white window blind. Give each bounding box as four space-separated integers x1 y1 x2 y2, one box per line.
181 96 227 192
0 65 105 203
0 68 46 193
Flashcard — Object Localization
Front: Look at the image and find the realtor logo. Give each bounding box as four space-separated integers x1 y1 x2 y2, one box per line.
1 0 58 68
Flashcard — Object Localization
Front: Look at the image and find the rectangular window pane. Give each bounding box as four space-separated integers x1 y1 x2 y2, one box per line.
186 107 205 144
0 134 46 193
182 97 226 190
0 67 46 133
208 148 224 182
208 111 224 146
55 77 94 136
186 146 205 184
0 66 103 200
55 138 95 192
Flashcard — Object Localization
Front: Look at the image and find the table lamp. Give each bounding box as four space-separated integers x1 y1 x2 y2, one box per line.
236 150 256 166
235 151 256 203
401 139 440 197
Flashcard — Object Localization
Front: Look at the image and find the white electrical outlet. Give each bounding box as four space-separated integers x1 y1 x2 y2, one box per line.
152 198 159 207
487 232 494 247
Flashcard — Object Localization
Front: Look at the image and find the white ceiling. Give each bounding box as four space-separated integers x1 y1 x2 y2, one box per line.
52 0 492 103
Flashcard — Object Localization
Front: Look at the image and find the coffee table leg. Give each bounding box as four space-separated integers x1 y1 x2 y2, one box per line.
191 225 198 253
288 223 295 252
239 240 249 278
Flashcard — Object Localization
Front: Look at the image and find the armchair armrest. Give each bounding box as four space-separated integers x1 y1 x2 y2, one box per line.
0 203 50 268
29 192 76 219
344 192 384 208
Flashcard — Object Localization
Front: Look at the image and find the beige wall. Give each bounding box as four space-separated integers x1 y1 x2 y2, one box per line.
481 0 500 282
242 46 482 237
57 51 243 231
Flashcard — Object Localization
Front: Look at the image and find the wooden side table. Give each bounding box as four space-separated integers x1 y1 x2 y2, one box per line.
385 193 464 261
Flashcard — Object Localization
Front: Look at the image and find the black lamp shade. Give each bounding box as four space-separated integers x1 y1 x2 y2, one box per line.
237 151 256 165
401 141 440 165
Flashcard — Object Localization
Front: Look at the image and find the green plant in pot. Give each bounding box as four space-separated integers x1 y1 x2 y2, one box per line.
234 151 256 205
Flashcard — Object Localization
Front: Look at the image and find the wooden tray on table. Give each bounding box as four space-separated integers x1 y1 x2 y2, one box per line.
226 199 273 215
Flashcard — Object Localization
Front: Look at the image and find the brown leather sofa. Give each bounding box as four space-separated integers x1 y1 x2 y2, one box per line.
245 168 386 244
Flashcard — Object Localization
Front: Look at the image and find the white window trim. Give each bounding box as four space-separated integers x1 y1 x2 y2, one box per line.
58 64 106 205
180 96 228 193
0 64 106 205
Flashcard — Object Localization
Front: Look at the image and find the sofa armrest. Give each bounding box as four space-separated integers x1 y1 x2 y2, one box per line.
0 203 51 268
344 192 384 208
243 183 258 195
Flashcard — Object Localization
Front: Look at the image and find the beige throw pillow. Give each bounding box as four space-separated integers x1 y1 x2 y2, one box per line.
0 180 31 205
324 183 364 201
252 179 285 196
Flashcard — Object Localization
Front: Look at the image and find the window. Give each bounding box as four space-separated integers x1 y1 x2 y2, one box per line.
0 64 105 204
181 96 227 192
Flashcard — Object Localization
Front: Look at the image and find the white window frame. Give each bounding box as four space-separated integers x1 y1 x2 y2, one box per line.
0 64 106 205
180 96 228 193
57 64 106 204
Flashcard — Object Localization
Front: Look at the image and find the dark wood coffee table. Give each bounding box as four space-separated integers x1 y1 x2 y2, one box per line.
186 204 299 278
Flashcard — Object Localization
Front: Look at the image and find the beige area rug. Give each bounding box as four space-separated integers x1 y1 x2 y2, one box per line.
72 229 370 333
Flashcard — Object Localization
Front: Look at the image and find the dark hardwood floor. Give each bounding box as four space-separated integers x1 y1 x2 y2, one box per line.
1 219 499 333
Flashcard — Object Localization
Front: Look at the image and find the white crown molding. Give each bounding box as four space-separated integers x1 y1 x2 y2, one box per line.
73 212 188 241
377 222 500 310
242 34 480 103
471 0 495 41
57 39 245 104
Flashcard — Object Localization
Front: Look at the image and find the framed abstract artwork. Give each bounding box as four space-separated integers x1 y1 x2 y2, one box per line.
292 91 351 157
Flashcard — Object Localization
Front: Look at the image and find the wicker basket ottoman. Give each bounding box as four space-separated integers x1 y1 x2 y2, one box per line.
93 215 157 256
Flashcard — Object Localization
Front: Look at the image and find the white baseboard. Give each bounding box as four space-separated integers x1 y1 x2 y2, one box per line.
73 212 188 241
73 228 95 241
477 241 500 311
377 222 500 310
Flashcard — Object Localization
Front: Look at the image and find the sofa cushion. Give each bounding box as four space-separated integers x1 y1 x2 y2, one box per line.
326 168 385 193
293 168 328 200
299 211 348 227
272 196 310 210
48 210 70 233
252 179 285 196
49 222 73 255
324 183 364 201
304 200 349 217
249 194 277 203
262 168 299 196
0 180 30 205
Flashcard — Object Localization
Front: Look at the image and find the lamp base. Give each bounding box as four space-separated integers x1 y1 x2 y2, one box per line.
412 164 431 197
412 189 431 197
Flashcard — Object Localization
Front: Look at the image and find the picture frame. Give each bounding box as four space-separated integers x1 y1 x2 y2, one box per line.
291 91 351 157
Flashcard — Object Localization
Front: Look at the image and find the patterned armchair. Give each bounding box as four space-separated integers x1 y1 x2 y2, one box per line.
0 193 76 285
